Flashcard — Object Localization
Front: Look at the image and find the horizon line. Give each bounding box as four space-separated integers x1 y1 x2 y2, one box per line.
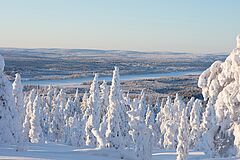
0 46 228 55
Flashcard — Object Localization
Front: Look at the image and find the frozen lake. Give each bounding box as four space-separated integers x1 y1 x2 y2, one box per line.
22 70 202 86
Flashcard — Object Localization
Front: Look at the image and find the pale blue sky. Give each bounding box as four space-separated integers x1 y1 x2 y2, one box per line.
0 0 239 53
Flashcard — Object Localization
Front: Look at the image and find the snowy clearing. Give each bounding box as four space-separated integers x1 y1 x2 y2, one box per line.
0 143 211 160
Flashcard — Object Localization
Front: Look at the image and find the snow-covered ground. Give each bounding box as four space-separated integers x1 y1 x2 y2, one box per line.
1 143 239 160
1 143 238 160
0 143 209 160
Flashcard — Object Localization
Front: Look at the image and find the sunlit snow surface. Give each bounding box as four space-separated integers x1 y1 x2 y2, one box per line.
0 143 238 160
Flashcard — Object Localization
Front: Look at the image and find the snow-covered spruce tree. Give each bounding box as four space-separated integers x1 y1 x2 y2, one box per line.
57 89 67 113
80 92 91 145
23 89 36 142
189 99 202 149
50 107 64 142
64 98 75 121
145 106 155 127
161 96 173 148
44 85 55 138
99 80 109 121
162 96 178 149
139 125 153 160
127 98 139 143
85 114 97 147
106 67 127 150
77 117 87 147
197 99 218 157
78 123 86 147
186 97 195 120
92 127 105 148
64 117 71 144
155 98 166 148
123 92 131 109
85 74 101 147
163 121 177 150
173 93 186 123
0 54 21 145
176 108 189 160
134 125 153 160
40 96 50 141
99 114 108 144
128 98 153 160
139 90 147 118
73 88 82 118
145 96 157 145
12 73 25 128
81 91 88 115
145 107 155 138
65 114 83 146
197 35 240 157
61 98 75 143
155 98 166 126
128 98 139 141
46 85 54 113
99 85 113 146
49 88 66 142
120 91 131 146
12 73 25 149
29 94 43 143
148 95 153 111
49 92 65 142
173 93 186 146
162 94 187 150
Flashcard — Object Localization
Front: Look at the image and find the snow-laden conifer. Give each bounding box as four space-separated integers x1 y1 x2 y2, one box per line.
197 35 240 157
29 95 43 143
81 92 88 115
176 108 189 160
64 98 75 121
73 88 82 118
162 96 177 149
197 99 217 157
0 55 21 146
189 99 202 148
106 67 126 150
128 97 152 160
139 90 147 118
23 89 36 142
12 73 25 127
99 81 109 121
85 74 100 146
186 97 195 119
155 98 166 148
145 106 155 127
49 92 65 142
